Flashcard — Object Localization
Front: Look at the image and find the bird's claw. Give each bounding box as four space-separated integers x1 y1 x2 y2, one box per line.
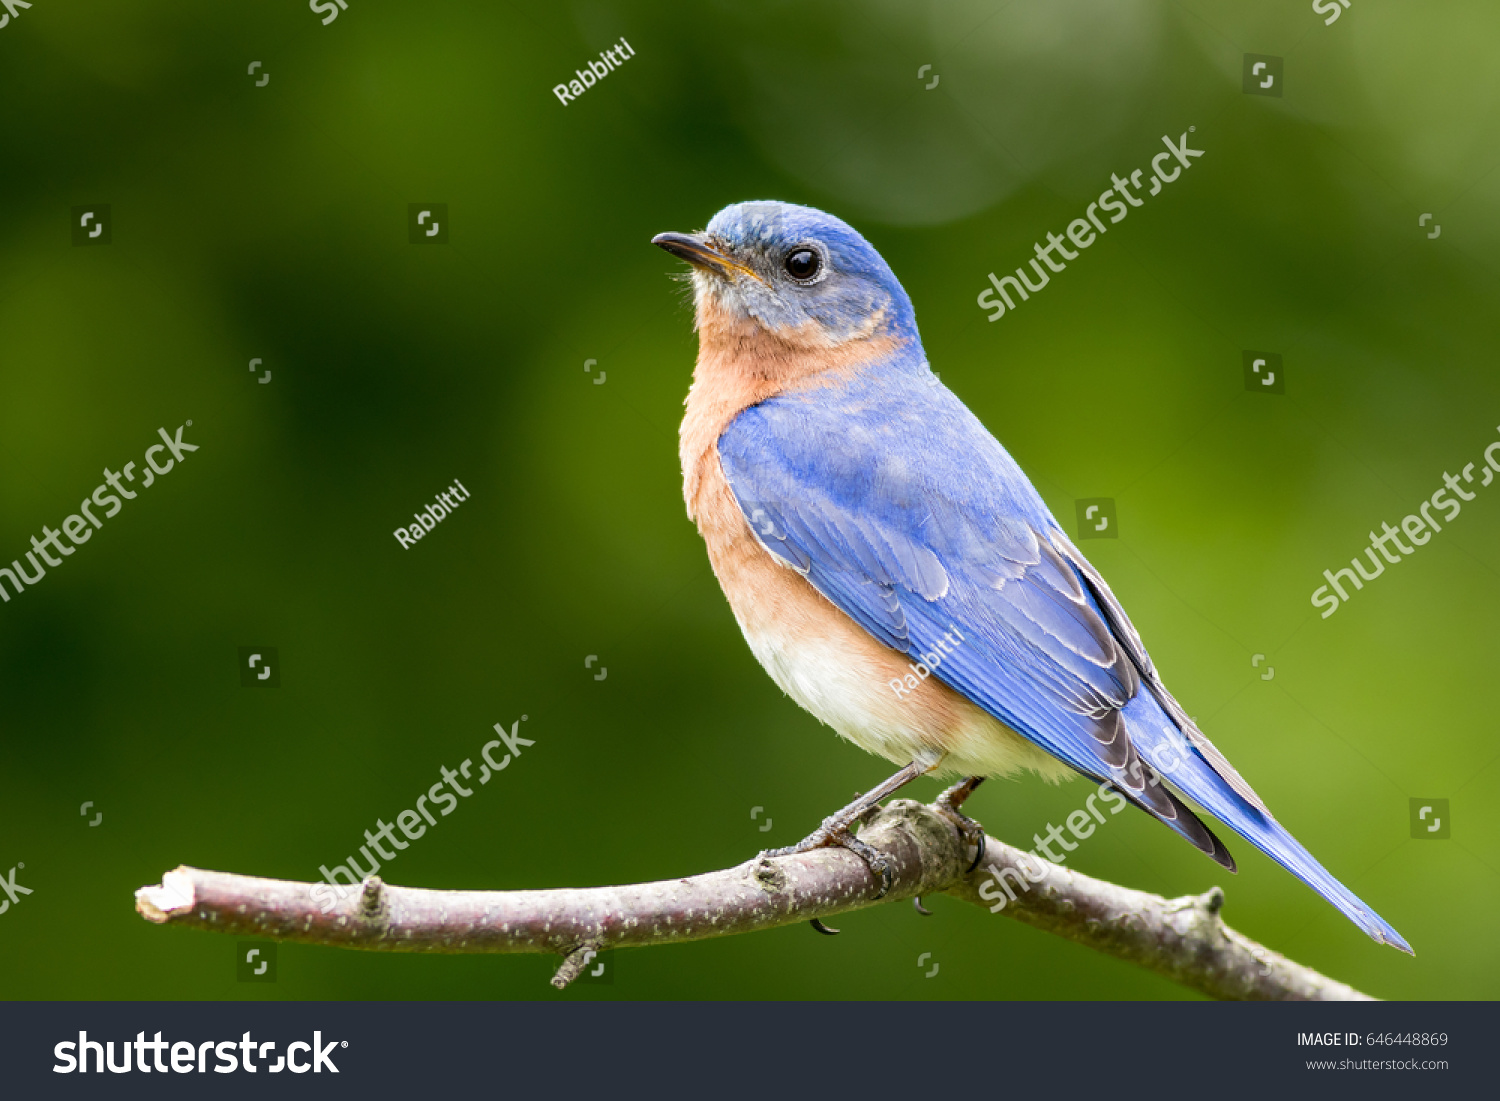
837 828 895 898
764 822 896 899
935 777 988 874
935 809 987 874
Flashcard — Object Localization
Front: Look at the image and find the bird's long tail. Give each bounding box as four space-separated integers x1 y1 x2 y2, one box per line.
1217 803 1411 953
1125 699 1412 953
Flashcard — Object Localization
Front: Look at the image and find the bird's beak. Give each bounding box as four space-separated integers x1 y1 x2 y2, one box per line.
651 231 762 283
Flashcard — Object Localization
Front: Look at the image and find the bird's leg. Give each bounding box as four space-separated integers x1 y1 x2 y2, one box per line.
762 757 933 899
934 775 988 873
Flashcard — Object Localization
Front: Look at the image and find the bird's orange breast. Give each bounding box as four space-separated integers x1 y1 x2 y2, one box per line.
677 297 1065 781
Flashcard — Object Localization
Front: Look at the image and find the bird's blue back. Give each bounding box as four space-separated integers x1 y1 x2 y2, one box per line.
718 350 1410 951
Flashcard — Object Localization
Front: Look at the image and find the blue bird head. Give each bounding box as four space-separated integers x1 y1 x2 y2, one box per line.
653 201 920 349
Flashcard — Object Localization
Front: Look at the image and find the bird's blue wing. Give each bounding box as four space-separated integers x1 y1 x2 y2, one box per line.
718 364 1413 951
718 366 1235 864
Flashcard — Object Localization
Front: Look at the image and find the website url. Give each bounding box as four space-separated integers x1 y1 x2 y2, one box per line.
1306 1058 1448 1071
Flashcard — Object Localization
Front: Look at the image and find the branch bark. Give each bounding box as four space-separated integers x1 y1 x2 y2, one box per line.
134 797 1372 1000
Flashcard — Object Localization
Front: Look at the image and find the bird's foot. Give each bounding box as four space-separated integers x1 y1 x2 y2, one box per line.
934 776 988 874
758 759 936 905
763 817 895 899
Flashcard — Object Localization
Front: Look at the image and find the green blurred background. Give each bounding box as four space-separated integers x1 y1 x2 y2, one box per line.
2 0 1497 1001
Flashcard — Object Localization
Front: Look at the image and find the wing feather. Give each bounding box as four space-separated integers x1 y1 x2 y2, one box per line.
718 372 1235 866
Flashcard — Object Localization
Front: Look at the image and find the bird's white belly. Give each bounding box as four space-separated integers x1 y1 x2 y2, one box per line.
740 607 1072 784
688 437 1070 785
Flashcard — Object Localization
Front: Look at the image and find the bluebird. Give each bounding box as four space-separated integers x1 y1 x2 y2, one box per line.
653 201 1410 952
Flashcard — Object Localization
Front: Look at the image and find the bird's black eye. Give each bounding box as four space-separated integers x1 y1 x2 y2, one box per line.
784 247 821 282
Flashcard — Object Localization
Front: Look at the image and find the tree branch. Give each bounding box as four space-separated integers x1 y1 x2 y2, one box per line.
134 797 1372 999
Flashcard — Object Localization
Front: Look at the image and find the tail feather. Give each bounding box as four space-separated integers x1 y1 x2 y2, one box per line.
1123 697 1412 953
1100 766 1237 872
1216 807 1412 954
